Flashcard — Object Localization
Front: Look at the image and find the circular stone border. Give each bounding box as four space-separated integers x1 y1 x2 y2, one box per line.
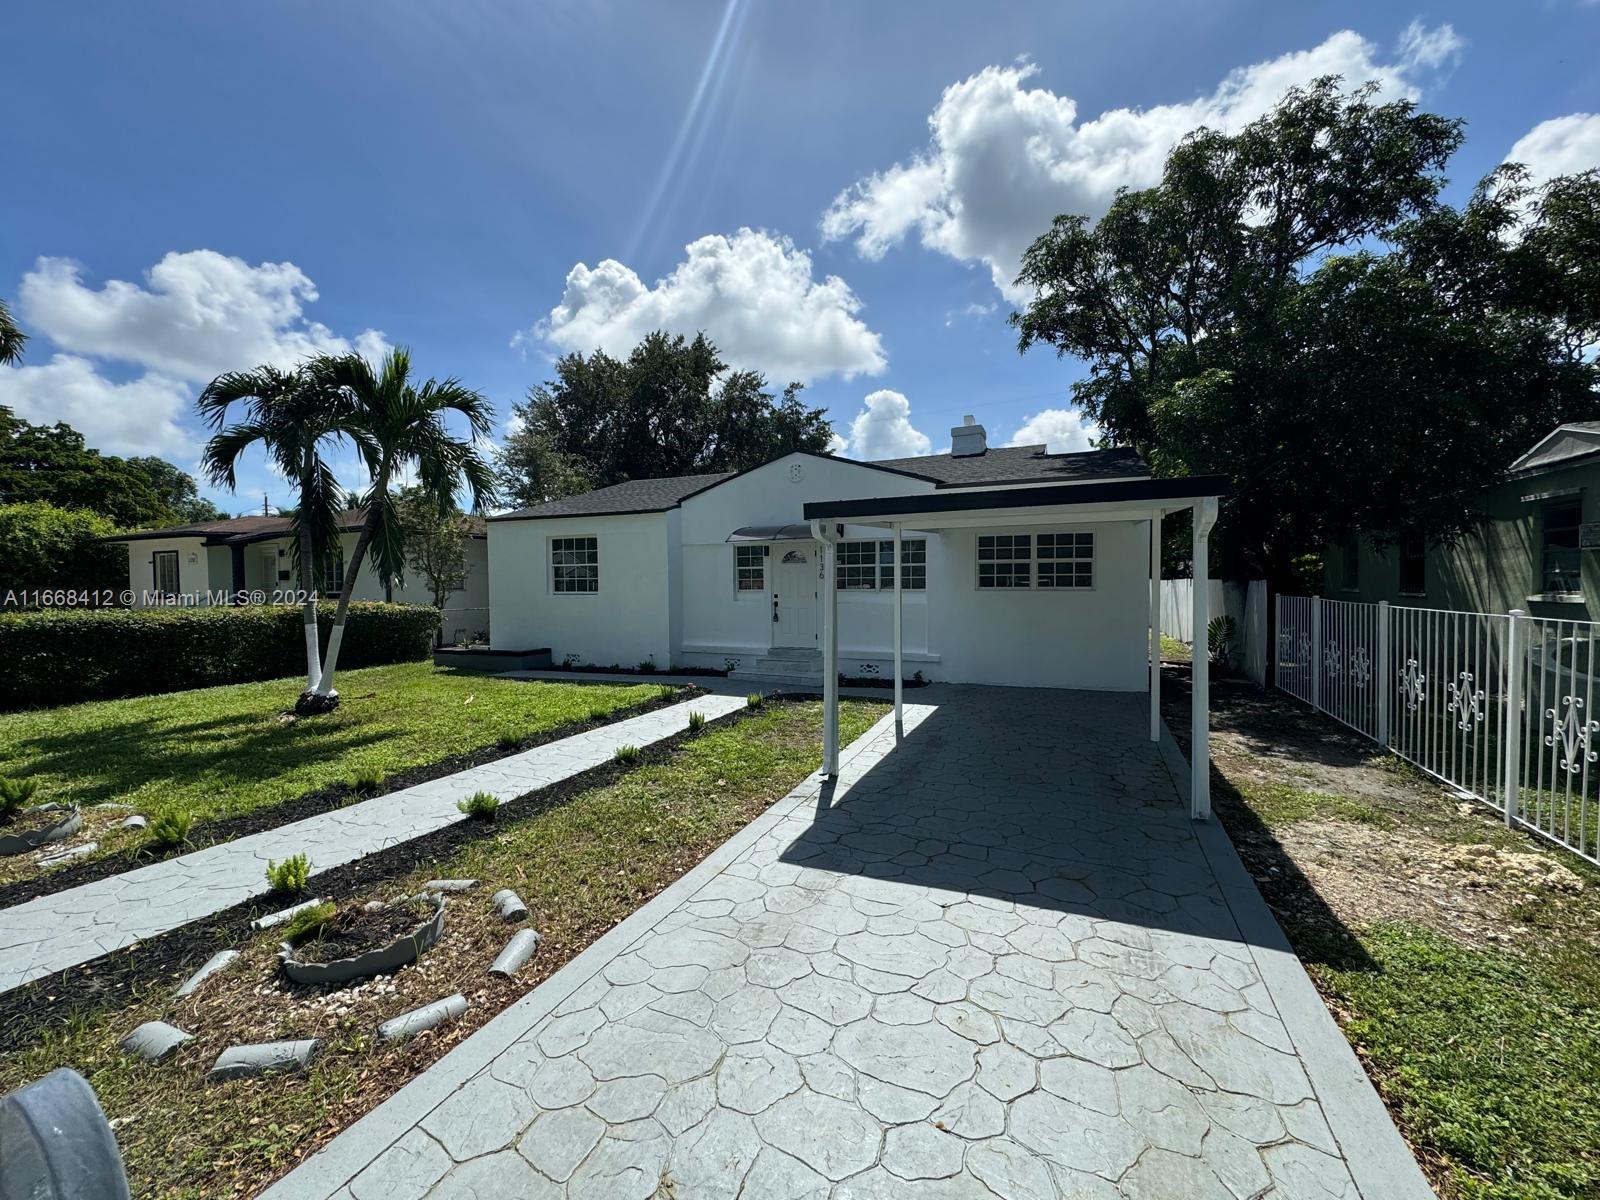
0 806 82 857
277 894 446 986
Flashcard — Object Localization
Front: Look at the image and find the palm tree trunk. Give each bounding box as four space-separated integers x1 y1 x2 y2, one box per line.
307 513 377 706
297 472 322 691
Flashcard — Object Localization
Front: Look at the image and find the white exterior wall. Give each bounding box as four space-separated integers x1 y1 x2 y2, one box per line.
488 512 672 666
677 454 936 662
124 538 213 604
931 520 1150 691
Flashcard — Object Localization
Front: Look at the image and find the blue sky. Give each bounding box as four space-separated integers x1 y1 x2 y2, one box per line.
2 1 1597 514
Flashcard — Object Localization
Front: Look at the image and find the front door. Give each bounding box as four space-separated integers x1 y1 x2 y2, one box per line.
772 546 818 648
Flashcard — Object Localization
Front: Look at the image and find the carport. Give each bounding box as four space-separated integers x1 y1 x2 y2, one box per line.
805 475 1228 819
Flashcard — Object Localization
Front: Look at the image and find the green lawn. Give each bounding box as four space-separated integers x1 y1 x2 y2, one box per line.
0 664 668 830
0 698 883 1199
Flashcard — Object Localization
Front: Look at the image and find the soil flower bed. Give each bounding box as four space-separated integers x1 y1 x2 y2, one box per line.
0 697 882 1199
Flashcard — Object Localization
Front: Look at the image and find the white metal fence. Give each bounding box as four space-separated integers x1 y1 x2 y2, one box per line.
1276 595 1600 867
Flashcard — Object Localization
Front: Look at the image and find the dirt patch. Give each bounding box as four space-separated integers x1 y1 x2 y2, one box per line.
1278 819 1582 951
286 898 434 964
0 685 699 908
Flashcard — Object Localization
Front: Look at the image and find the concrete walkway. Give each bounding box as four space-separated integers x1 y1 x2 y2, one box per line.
0 693 745 996
266 688 1430 1200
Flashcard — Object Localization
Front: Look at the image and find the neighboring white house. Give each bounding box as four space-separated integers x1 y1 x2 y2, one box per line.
107 509 490 641
487 417 1210 694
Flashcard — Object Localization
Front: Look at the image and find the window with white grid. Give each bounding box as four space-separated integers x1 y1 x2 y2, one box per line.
878 539 926 590
836 541 879 590
976 534 1031 588
550 536 598 593
1036 531 1094 589
735 544 765 592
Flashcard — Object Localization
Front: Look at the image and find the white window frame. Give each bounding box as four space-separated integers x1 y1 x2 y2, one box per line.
976 531 1094 590
833 538 926 592
550 535 599 595
735 544 767 597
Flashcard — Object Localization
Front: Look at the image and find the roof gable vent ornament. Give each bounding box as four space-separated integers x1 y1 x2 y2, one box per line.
950 414 987 457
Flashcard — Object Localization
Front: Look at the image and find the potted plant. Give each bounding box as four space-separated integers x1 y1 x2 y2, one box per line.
277 893 446 986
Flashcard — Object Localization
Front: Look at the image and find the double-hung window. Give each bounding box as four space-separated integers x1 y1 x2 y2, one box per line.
977 532 1094 589
977 534 1033 588
834 539 927 590
551 536 598 594
1036 532 1094 588
1541 500 1583 595
735 545 766 592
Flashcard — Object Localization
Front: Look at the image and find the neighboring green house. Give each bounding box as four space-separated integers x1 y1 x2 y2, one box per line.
1323 423 1600 620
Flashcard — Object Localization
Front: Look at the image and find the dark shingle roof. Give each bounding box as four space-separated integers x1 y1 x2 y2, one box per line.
111 508 488 542
490 472 736 521
489 446 1149 522
871 444 1148 487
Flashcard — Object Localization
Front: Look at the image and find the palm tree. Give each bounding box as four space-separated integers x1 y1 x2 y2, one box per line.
0 299 27 365
197 364 354 692
300 348 494 713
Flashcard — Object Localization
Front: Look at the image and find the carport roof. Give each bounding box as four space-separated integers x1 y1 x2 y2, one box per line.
803 474 1229 524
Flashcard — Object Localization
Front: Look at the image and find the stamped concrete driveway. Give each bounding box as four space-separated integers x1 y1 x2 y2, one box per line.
268 688 1428 1200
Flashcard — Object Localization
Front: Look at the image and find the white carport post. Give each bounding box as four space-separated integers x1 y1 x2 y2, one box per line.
1190 497 1219 819
1148 511 1161 742
892 521 904 740
812 519 841 777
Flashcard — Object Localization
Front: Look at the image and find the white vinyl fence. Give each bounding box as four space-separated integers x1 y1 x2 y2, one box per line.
1276 596 1600 866
1163 579 1269 685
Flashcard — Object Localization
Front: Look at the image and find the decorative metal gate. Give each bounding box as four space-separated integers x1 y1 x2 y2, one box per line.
1275 596 1600 867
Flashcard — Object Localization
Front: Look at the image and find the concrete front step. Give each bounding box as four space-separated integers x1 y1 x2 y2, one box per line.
726 672 826 688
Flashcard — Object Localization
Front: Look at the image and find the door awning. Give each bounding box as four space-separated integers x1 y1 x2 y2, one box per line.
726 524 813 543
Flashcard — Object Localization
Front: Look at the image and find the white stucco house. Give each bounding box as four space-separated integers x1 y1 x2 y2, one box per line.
106 509 491 642
486 417 1227 813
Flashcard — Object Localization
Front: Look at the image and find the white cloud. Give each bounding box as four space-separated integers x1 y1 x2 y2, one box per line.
1006 408 1097 454
4 250 389 462
821 26 1461 300
840 389 932 460
1506 113 1600 189
530 228 887 384
0 354 192 458
18 250 389 382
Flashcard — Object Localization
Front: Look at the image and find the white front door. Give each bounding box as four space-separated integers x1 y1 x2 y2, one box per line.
772 546 818 648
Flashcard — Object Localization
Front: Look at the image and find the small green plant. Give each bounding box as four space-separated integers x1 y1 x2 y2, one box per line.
1207 614 1237 669
637 657 658 674
457 790 500 820
688 710 706 732
348 766 384 795
746 692 764 709
265 853 311 895
0 776 38 819
496 730 522 751
146 811 193 850
656 684 676 702
587 704 610 721
281 900 336 944
614 744 640 764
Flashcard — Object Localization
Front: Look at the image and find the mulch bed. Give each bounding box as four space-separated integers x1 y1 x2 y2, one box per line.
0 694 822 1049
0 685 701 910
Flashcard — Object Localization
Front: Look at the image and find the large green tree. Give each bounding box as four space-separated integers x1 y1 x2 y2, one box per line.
303 348 494 712
1012 77 1600 586
499 331 834 507
0 406 209 529
0 502 126 600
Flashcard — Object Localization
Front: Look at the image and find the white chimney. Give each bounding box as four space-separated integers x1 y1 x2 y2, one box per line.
950 414 987 457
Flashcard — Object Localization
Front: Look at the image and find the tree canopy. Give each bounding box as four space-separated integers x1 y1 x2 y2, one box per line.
498 331 835 507
0 406 220 529
1013 77 1600 584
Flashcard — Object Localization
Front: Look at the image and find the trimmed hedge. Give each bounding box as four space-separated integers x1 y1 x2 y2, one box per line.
0 602 441 709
